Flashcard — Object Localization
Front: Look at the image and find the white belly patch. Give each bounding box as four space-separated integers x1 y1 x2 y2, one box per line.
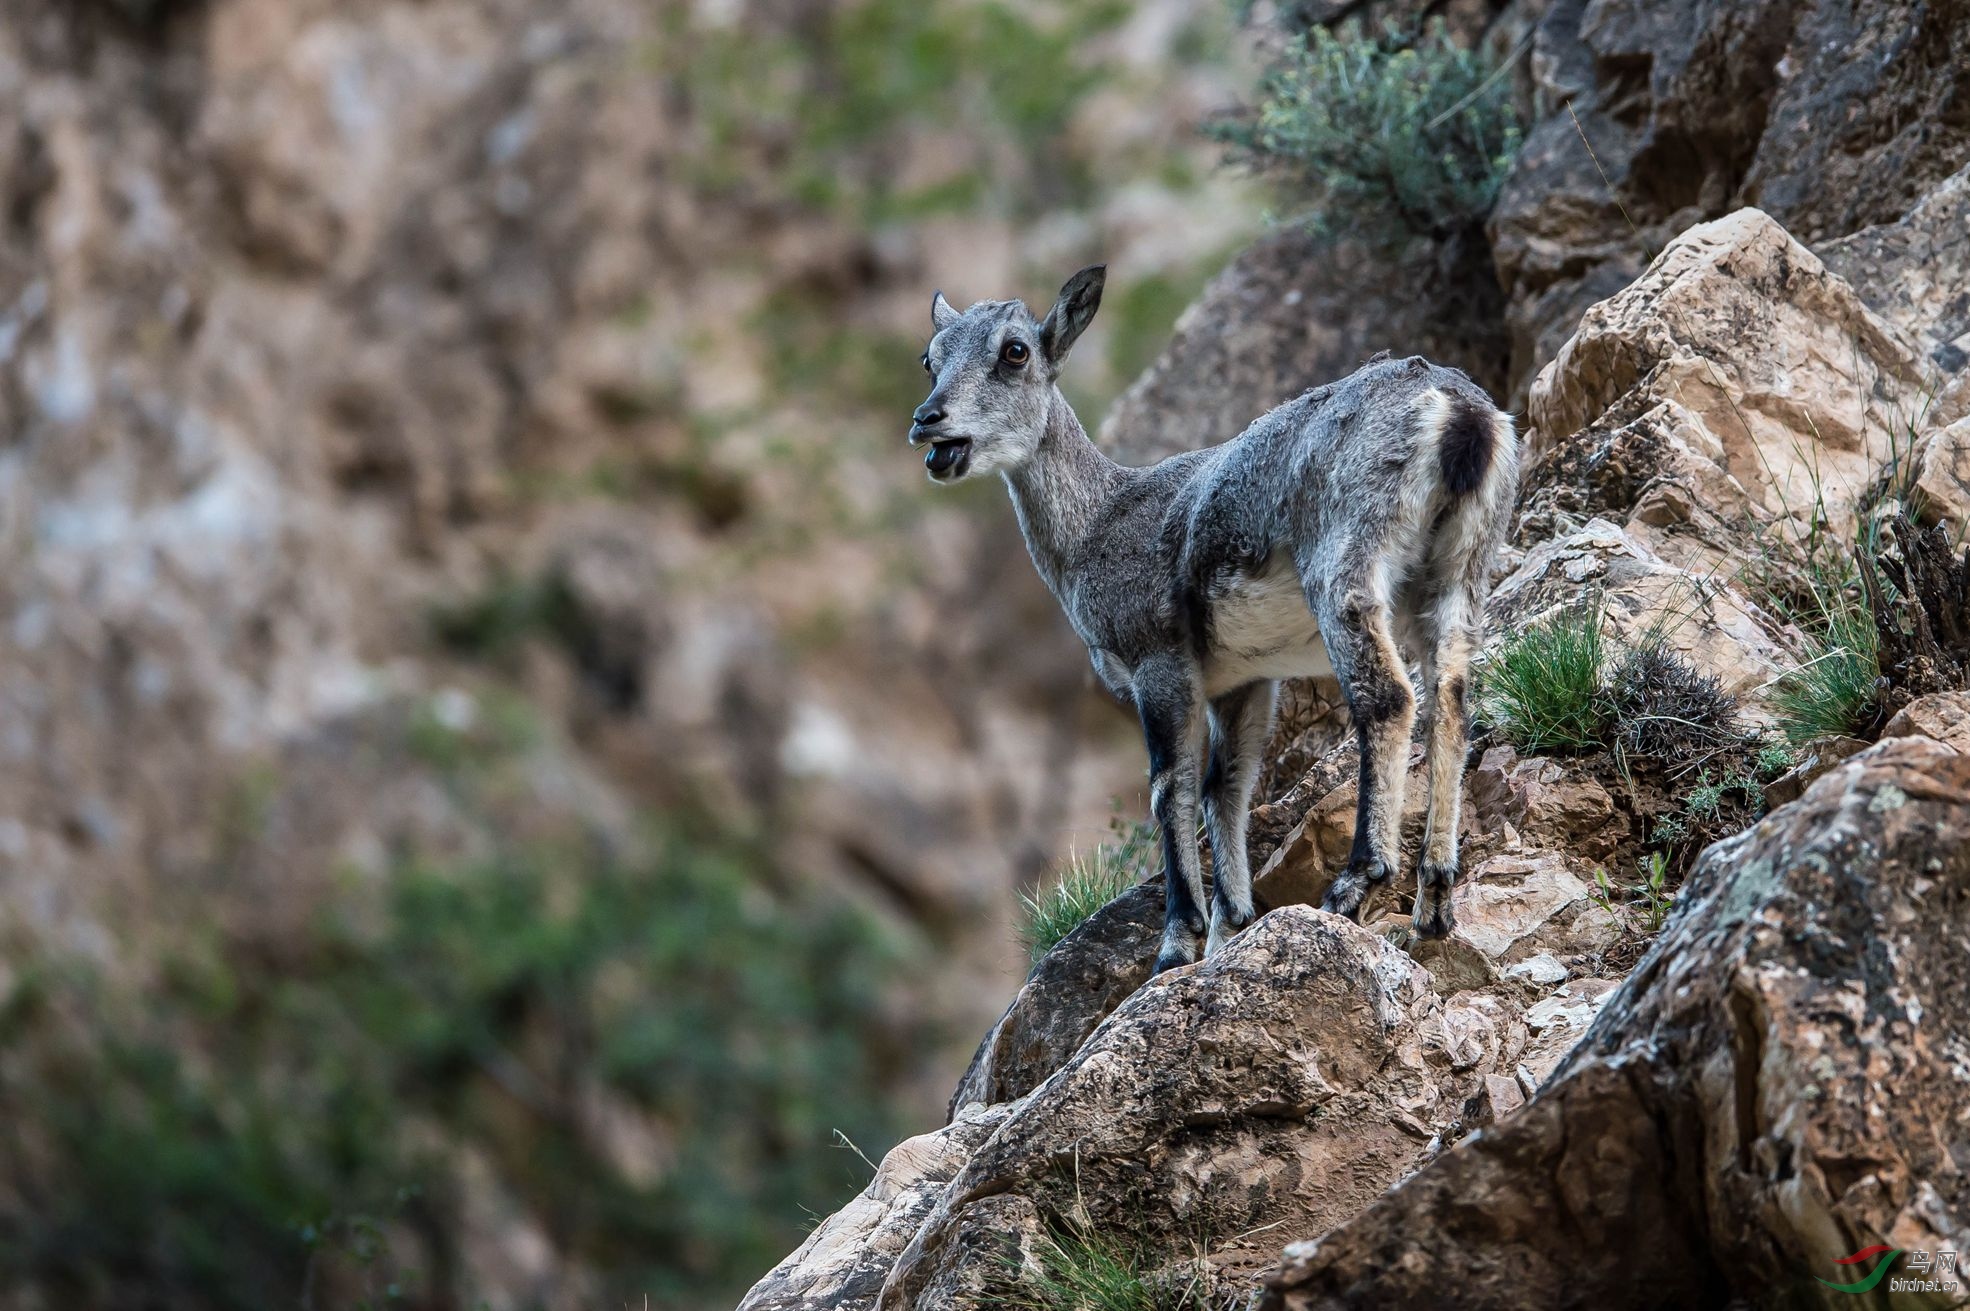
1202 559 1331 696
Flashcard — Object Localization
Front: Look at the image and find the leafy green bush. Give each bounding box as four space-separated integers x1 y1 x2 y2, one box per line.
1020 823 1157 962
1478 608 1611 753
1214 20 1524 238
0 828 920 1310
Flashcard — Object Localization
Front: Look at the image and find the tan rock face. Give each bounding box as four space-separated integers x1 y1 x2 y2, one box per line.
1488 518 1788 706
880 909 1451 1306
1260 738 1970 1311
1880 691 1970 754
1527 210 1930 544
1912 416 1970 536
739 1104 1014 1311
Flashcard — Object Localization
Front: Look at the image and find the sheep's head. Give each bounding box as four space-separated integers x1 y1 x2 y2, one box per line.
908 265 1104 483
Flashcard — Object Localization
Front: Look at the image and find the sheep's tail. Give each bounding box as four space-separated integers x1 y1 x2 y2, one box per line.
1433 390 1507 498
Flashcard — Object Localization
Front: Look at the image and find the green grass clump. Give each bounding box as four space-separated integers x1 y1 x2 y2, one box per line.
1769 570 1881 744
1214 19 1524 238
1020 823 1157 962
1478 608 1611 753
996 1218 1218 1311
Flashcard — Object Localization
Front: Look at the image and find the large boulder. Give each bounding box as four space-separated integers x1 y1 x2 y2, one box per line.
946 883 1160 1118
1525 210 1931 547
1259 737 1970 1309
881 909 1453 1307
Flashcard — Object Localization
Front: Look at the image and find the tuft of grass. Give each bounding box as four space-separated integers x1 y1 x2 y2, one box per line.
1478 607 1611 753
1020 823 1157 962
996 1217 1218 1311
1213 19 1524 239
1768 560 1882 744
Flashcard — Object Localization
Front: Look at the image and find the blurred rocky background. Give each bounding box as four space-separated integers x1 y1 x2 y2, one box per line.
0 0 1260 1306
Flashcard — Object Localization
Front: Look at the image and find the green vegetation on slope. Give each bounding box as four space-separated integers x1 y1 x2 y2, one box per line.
0 816 921 1309
1215 19 1524 239
1021 822 1159 963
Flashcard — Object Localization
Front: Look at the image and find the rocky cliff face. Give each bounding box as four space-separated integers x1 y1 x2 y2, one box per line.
749 0 1970 1301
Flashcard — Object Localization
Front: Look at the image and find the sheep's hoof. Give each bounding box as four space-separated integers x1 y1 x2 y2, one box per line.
1412 865 1457 938
1319 859 1389 921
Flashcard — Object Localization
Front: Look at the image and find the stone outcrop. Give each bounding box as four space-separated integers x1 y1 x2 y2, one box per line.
946 883 1160 1118
880 909 1453 1307
1260 738 1970 1310
1525 210 1932 549
1492 0 1970 397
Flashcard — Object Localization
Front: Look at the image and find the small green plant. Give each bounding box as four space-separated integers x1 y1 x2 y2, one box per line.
996 1216 1218 1311
1754 740 1798 778
1591 852 1676 934
1214 19 1524 239
1021 823 1158 962
1633 851 1675 931
1477 607 1611 752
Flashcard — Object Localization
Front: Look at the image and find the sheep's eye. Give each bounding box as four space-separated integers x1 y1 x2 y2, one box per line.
921 353 932 375
1001 340 1029 367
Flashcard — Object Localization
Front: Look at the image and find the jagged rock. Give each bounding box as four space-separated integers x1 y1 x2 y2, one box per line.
1492 0 1970 395
880 909 1452 1307
946 883 1160 1119
1818 163 1970 379
740 1103 1015 1311
1465 746 1624 861
1880 691 1970 755
1442 852 1618 968
1260 738 1970 1310
1526 210 1931 545
1097 228 1507 467
1489 518 1788 705
1913 416 1970 537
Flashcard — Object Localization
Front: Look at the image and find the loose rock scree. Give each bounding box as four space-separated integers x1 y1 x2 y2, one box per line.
909 267 1519 973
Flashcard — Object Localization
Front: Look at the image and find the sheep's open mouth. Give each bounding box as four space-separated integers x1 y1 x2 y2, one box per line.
924 438 972 479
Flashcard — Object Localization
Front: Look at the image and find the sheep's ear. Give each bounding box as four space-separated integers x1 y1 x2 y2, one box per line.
931 290 961 331
1040 265 1105 368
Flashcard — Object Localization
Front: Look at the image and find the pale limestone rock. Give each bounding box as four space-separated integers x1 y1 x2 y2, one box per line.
1527 210 1933 545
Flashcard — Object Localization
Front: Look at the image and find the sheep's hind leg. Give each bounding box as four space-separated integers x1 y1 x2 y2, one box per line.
1414 590 1480 937
1203 681 1275 957
1134 656 1208 974
1313 590 1416 922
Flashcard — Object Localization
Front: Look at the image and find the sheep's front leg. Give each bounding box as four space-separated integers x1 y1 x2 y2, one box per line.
1134 656 1207 974
1314 591 1416 921
1203 681 1275 957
